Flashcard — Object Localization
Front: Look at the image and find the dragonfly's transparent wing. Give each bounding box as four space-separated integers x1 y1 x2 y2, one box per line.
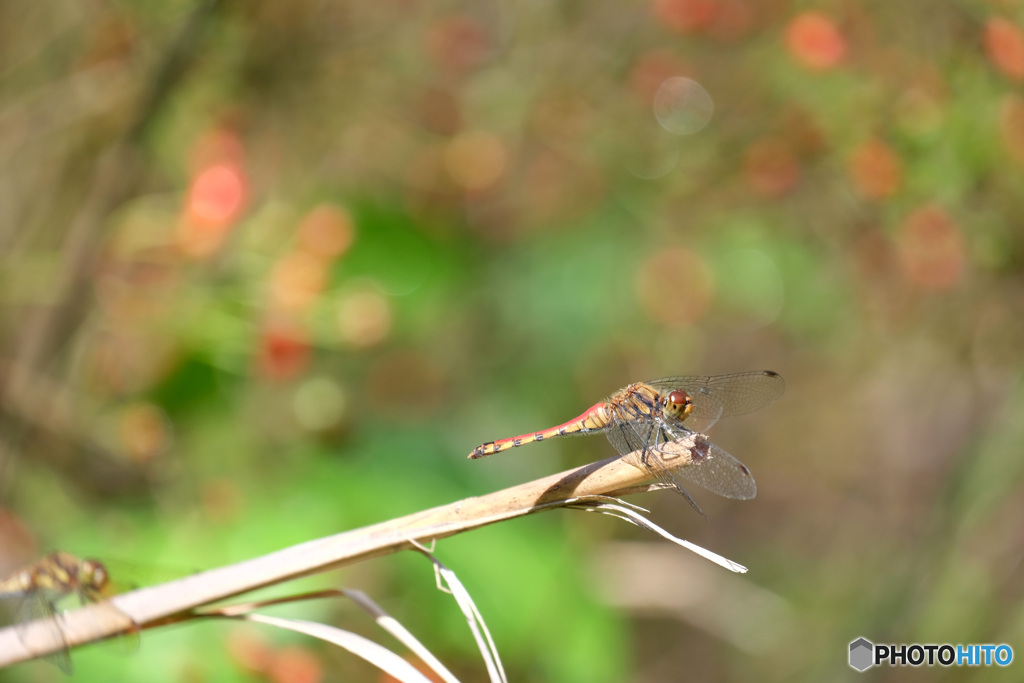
13 591 72 674
604 397 757 512
646 370 785 433
605 406 707 515
658 422 757 500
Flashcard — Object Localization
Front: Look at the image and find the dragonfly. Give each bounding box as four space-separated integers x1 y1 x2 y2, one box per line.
469 370 785 515
0 551 135 674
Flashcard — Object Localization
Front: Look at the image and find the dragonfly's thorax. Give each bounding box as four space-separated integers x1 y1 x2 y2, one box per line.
5 552 110 595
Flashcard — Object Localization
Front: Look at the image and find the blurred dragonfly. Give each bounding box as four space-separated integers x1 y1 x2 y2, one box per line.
0 551 137 674
470 371 785 514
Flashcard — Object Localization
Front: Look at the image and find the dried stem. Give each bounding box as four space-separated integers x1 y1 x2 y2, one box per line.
0 435 712 670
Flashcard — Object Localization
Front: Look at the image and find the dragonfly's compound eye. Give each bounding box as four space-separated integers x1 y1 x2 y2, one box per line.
83 560 109 589
664 390 694 419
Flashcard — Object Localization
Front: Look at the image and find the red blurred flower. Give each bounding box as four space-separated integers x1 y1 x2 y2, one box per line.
187 163 247 226
426 16 490 76
849 139 903 200
653 0 717 34
896 206 966 291
257 322 311 381
743 138 800 197
785 12 846 70
178 127 250 258
706 0 755 42
629 49 692 104
985 17 1024 82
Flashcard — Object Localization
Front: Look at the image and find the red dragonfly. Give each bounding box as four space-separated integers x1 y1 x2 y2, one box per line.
469 371 785 514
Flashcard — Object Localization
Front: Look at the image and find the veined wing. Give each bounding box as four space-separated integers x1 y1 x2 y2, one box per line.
605 406 756 511
10 589 73 674
604 410 707 515
645 370 785 433
657 421 756 500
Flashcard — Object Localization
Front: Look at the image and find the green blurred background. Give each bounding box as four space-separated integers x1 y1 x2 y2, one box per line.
1 1 1023 681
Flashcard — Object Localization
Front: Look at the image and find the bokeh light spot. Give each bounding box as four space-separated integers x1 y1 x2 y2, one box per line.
785 12 846 70
653 77 714 135
897 206 966 291
297 204 354 262
188 163 247 226
336 287 392 348
179 160 249 258
635 248 714 326
849 139 903 200
293 377 346 432
985 17 1024 82
444 130 506 191
269 251 327 312
118 402 173 463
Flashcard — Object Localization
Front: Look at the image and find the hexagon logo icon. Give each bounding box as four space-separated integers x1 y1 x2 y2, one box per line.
849 637 874 671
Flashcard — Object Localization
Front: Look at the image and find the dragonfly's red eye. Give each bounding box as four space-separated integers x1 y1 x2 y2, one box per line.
664 390 693 419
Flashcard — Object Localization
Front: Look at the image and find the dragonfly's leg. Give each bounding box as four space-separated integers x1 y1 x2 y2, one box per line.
654 426 671 454
638 421 659 466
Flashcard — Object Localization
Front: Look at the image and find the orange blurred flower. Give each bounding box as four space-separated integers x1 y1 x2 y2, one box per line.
896 206 966 291
849 139 903 200
444 130 506 192
785 12 846 70
426 16 490 75
298 204 355 262
999 94 1024 166
635 248 714 326
652 0 717 34
743 138 800 197
225 627 272 673
269 251 328 312
985 17 1024 82
266 645 323 683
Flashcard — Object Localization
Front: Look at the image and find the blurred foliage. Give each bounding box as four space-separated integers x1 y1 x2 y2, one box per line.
1 0 1024 681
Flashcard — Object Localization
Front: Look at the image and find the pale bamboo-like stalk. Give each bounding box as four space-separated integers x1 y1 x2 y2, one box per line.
0 435 712 670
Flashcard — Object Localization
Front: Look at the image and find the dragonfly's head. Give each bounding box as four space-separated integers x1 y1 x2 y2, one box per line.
79 559 110 591
663 389 694 420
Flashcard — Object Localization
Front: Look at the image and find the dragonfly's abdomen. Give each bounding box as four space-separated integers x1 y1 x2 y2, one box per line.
468 403 611 458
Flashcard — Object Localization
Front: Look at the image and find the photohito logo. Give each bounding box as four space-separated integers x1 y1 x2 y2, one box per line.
849 637 1013 671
